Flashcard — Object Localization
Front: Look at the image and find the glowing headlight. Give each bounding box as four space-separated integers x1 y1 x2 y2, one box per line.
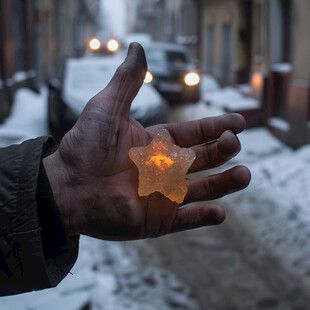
107 39 119 52
89 38 101 50
144 71 153 84
184 72 200 86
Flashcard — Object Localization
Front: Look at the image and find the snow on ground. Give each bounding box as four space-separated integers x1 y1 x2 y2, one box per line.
0 88 48 147
223 127 310 289
2 84 310 308
199 74 220 95
203 85 260 111
0 236 200 310
0 88 200 309
268 116 291 132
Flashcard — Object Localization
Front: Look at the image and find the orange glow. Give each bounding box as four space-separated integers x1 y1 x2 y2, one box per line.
251 72 264 100
251 73 263 89
89 38 101 50
145 153 174 170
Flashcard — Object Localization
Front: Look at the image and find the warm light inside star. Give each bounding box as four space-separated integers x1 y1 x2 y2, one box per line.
145 153 174 170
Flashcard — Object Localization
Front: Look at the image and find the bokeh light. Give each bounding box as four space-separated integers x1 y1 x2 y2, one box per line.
89 38 101 50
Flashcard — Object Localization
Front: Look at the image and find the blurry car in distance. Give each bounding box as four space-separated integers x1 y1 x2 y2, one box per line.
48 57 168 141
145 42 200 104
86 37 121 56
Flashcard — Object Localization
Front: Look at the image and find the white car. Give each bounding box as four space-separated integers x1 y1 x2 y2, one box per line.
48 56 168 140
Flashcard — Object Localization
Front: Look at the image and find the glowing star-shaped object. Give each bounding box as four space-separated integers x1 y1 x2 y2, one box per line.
129 128 196 203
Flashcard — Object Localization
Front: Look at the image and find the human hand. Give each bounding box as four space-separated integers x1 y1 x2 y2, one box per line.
43 43 251 241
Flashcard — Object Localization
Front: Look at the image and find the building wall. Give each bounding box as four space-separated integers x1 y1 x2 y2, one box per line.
0 0 101 122
286 0 310 147
250 0 310 147
200 0 251 85
127 0 200 60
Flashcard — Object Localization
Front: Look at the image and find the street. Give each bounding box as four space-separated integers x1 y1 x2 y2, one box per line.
0 83 310 309
1 0 310 309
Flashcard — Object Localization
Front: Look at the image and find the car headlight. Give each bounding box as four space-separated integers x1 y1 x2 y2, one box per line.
144 71 153 84
89 38 101 50
184 72 200 86
107 39 119 52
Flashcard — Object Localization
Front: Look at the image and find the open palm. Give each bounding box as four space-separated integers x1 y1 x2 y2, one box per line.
44 43 251 241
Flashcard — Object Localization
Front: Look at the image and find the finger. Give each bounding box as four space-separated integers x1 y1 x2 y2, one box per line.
183 165 251 205
189 130 241 173
147 113 246 147
89 42 147 117
143 192 179 238
170 204 225 234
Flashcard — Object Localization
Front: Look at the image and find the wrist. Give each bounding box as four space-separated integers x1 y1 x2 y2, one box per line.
43 150 80 236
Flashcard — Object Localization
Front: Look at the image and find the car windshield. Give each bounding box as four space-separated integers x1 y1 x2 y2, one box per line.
69 63 115 92
147 49 188 66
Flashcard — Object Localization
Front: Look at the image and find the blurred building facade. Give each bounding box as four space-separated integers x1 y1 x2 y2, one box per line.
127 0 310 147
127 0 200 59
200 0 310 147
0 0 101 122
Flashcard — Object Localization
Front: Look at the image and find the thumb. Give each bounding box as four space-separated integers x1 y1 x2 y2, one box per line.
88 42 147 118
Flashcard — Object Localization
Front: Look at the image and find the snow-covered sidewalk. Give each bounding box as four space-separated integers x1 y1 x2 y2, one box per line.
1 86 310 308
224 129 310 289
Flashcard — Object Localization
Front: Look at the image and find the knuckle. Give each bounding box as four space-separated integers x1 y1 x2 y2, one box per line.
203 145 213 166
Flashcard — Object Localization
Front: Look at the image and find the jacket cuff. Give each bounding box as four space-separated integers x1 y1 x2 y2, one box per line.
36 137 79 288
0 137 79 296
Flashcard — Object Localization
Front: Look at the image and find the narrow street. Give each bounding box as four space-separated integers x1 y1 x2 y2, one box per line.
1 87 310 309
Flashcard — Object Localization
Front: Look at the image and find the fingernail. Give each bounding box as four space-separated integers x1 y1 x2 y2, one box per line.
128 43 134 55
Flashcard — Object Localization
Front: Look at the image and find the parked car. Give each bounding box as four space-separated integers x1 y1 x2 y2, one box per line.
145 42 200 104
48 57 168 141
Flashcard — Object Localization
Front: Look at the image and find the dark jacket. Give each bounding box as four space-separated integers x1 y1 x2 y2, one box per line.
0 137 79 296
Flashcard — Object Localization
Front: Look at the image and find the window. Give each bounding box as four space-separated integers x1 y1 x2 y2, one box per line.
271 0 292 64
206 26 214 73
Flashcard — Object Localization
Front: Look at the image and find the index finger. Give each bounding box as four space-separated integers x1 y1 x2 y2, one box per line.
147 113 246 147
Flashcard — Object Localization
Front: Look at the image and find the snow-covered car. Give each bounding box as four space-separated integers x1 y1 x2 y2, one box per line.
48 57 168 140
145 42 200 104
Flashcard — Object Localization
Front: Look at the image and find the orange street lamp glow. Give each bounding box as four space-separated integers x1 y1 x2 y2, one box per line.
107 39 119 52
89 38 101 50
144 71 153 84
184 72 200 86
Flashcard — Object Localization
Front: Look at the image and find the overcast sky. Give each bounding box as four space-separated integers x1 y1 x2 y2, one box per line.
101 0 127 38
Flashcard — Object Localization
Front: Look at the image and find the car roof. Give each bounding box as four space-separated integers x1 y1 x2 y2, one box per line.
146 42 189 53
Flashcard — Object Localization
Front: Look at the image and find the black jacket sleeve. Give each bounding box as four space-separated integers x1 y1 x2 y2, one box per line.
0 137 79 296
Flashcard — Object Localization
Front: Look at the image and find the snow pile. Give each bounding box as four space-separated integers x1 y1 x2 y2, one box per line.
169 101 224 123
0 88 48 147
268 117 290 132
223 128 310 287
203 86 260 111
199 74 220 95
0 236 201 310
271 62 292 73
233 127 290 164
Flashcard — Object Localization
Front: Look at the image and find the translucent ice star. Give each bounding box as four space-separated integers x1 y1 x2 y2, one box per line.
129 128 196 203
